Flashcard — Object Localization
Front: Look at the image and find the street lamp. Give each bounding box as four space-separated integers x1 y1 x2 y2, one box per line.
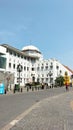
48 71 52 88
17 63 23 87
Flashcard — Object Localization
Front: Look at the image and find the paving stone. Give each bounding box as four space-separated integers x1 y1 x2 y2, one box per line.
10 91 73 130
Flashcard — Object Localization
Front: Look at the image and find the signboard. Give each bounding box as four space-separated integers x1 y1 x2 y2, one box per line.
64 76 70 85
0 83 5 94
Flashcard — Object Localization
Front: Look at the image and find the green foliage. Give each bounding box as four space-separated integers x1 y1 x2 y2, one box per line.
55 76 64 87
32 82 40 86
25 82 41 87
14 84 20 91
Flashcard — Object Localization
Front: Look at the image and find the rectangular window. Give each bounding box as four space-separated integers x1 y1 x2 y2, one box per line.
13 64 15 69
32 68 34 71
17 78 22 83
6 48 9 52
21 55 23 59
24 66 26 71
0 57 6 69
9 63 11 68
14 53 16 56
27 67 29 71
18 54 20 57
45 66 48 70
37 67 39 71
46 78 48 82
10 51 12 55
41 66 44 71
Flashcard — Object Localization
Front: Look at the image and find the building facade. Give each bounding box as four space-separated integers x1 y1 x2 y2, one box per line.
0 44 73 88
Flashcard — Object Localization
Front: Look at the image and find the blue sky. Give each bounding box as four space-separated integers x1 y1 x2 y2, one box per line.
0 0 73 69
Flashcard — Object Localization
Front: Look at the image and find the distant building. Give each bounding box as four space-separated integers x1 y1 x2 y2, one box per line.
0 44 73 88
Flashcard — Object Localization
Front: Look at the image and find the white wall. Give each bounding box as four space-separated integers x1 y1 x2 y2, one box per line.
0 45 73 87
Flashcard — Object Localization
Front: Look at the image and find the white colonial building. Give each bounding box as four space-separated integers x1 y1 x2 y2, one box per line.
0 44 73 88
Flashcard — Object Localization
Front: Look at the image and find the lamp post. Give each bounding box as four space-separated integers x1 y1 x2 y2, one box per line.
48 71 52 88
17 64 23 87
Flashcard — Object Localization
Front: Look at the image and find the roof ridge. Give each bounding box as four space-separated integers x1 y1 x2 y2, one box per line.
63 65 73 74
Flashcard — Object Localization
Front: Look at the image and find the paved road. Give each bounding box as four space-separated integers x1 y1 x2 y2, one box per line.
0 87 73 130
10 89 73 130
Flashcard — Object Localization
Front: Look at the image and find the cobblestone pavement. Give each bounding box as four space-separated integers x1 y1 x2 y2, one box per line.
9 90 73 130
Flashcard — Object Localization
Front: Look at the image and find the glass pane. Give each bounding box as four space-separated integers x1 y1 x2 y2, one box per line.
0 57 6 69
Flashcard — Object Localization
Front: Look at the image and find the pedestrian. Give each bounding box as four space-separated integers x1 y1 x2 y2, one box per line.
5 89 7 94
65 83 69 91
21 88 22 92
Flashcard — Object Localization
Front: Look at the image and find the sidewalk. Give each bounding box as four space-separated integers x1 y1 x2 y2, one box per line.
1 87 49 95
8 90 73 130
0 87 27 96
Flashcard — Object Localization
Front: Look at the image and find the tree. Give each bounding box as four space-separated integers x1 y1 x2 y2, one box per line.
55 76 64 87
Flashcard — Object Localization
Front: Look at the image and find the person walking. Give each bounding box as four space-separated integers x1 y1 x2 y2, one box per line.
65 83 69 91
